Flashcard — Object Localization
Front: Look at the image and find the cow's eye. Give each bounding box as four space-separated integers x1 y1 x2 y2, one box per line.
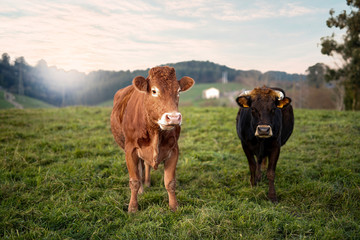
251 107 259 116
151 87 159 97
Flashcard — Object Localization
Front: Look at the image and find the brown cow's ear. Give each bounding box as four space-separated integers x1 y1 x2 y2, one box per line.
133 76 148 92
179 77 195 92
236 96 250 108
277 97 291 108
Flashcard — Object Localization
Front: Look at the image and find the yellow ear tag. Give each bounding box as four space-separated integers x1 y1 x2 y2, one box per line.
277 103 284 108
277 98 290 108
237 96 250 108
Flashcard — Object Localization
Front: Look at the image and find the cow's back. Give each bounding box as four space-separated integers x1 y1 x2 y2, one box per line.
111 86 135 149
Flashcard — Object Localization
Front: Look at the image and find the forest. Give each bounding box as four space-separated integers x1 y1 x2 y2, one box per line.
0 54 305 107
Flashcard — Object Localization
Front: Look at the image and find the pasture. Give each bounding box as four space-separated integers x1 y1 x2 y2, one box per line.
0 106 359 239
0 90 54 109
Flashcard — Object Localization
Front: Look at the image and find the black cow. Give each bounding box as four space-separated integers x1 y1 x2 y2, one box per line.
236 86 294 202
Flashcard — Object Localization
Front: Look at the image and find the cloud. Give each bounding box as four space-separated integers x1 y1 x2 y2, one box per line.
212 1 317 21
0 0 342 74
0 0 203 71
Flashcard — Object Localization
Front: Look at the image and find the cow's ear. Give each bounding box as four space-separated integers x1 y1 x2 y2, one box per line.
236 96 251 108
133 76 148 92
179 77 195 92
277 97 291 108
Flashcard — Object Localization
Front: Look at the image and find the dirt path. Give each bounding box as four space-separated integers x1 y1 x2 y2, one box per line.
4 91 23 109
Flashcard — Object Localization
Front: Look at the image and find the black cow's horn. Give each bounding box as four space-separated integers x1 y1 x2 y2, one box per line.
274 90 284 100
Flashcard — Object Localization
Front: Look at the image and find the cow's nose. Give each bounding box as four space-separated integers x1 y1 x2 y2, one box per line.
255 125 273 138
258 126 270 134
165 112 182 125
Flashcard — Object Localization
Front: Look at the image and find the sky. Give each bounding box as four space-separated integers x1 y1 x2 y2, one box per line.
0 0 350 74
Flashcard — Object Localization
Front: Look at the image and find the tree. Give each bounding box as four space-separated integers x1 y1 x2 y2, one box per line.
36 59 48 69
15 57 27 95
320 0 360 110
1 53 10 65
306 63 326 88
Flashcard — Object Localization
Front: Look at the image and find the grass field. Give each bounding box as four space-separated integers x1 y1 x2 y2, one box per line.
1 106 359 239
13 94 55 109
178 82 245 106
0 90 15 109
0 90 55 109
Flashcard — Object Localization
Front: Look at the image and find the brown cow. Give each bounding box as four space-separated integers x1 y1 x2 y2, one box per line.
110 66 194 212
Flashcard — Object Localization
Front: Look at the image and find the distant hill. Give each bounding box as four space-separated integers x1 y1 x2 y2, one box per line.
0 54 306 107
166 60 305 84
0 89 55 109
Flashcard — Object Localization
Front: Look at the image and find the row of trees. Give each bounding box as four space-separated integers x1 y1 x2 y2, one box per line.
0 52 351 110
166 61 303 84
0 56 305 107
0 54 144 106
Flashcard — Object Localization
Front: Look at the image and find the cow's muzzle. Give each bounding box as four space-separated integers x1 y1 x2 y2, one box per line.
158 112 182 130
255 125 273 138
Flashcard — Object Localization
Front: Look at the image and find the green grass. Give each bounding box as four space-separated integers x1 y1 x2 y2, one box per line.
179 82 244 105
0 90 15 109
14 94 55 109
1 107 359 239
0 90 55 109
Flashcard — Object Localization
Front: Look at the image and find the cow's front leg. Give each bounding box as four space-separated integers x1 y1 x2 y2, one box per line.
255 157 267 183
144 162 151 187
126 148 141 212
242 143 257 186
164 148 179 211
267 147 280 203
138 159 144 194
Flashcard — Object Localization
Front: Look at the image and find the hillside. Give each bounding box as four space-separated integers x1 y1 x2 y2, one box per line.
0 89 55 109
0 90 14 109
166 60 304 84
0 56 306 107
1 107 359 239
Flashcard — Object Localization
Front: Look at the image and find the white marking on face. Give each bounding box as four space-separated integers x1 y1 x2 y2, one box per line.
158 112 182 130
151 86 160 97
177 87 181 97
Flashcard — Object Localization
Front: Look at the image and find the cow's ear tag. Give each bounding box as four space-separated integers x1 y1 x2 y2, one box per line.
236 96 250 108
133 76 148 92
277 97 291 108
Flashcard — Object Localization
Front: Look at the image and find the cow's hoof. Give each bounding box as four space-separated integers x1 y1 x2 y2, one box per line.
138 185 144 195
169 203 178 212
250 178 256 187
255 174 262 184
169 206 178 212
268 195 278 203
128 204 138 213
